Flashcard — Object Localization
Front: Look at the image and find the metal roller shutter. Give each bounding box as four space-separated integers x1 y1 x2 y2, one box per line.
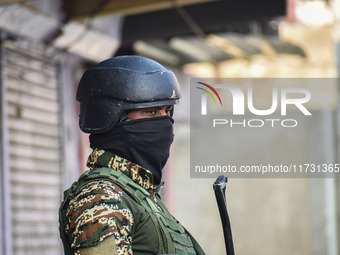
4 40 62 255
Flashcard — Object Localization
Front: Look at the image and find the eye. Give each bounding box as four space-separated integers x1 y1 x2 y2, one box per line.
144 109 157 115
165 106 173 115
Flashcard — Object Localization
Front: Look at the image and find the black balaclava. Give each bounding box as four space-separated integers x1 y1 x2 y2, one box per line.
89 116 174 185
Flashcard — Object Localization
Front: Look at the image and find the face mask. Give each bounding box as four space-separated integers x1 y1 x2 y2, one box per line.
89 116 174 185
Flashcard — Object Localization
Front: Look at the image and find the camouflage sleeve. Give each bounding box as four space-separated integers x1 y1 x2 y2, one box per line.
65 180 134 255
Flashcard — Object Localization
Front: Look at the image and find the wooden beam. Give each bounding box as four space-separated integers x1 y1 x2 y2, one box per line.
0 0 24 5
67 0 215 20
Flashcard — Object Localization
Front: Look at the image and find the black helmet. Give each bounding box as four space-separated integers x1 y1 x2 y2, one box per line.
76 55 181 134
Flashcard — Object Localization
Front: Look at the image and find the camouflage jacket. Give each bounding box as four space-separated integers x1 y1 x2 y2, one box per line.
63 148 157 255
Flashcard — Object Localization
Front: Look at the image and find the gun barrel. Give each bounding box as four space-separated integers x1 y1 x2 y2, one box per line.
213 176 235 255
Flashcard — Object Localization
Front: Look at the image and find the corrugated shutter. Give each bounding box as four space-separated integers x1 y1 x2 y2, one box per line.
4 40 62 255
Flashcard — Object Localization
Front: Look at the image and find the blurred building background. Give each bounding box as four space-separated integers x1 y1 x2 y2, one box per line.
0 0 339 254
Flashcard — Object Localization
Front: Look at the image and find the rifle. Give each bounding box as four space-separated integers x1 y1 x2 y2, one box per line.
213 176 235 255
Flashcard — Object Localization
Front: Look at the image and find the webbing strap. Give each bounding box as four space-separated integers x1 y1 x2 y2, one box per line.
146 197 160 212
134 189 147 202
117 173 130 187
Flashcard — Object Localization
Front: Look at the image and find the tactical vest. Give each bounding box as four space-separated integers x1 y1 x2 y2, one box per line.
59 167 206 255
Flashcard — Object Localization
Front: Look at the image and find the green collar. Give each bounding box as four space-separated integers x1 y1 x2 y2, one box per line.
87 148 156 191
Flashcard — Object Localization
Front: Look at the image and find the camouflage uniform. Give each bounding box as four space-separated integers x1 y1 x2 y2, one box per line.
60 148 204 255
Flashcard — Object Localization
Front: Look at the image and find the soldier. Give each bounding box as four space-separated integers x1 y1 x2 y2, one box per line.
59 55 206 255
